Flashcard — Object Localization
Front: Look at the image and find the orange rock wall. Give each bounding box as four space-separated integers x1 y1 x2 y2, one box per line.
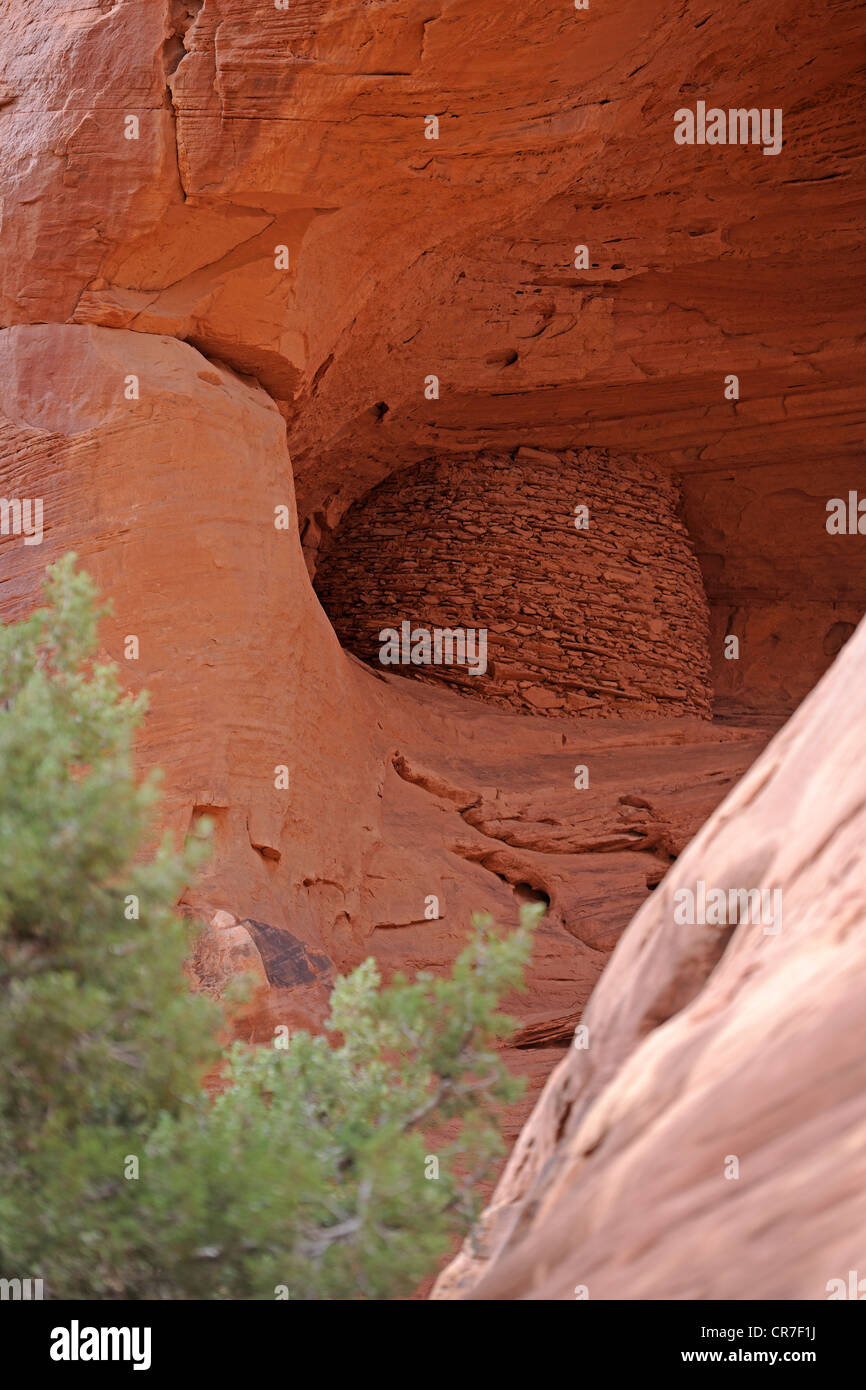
1 0 865 1300
2 0 864 719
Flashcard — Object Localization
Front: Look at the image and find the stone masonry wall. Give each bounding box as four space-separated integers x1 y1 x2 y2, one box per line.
314 447 713 718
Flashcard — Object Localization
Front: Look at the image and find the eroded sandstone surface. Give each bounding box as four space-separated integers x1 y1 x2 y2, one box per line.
434 618 866 1300
0 320 771 1048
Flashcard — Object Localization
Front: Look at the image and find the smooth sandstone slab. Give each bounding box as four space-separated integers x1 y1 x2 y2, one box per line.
433 615 866 1300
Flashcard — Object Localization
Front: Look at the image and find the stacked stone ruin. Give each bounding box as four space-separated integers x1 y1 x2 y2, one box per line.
314 446 713 718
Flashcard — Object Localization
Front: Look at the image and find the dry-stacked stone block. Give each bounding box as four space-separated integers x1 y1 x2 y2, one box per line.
314 447 713 718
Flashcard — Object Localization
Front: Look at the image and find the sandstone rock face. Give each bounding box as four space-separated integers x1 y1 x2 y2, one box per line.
0 324 769 1056
1 0 863 716
0 0 864 1299
433 617 866 1300
315 447 713 717
0 320 363 1030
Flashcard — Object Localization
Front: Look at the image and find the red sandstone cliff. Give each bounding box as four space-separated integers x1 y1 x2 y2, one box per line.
1 0 864 1300
2 0 864 715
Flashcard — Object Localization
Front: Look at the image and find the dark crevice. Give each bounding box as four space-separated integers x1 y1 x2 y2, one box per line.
161 1 205 200
310 353 334 396
512 881 551 909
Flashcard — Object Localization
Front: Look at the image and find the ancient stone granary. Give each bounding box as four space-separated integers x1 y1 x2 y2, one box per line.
315 447 712 717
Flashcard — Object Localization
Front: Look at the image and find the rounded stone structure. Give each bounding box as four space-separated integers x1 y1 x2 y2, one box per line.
314 447 713 718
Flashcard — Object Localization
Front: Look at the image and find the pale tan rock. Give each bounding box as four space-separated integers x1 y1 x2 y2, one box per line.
433 618 866 1300
209 910 238 931
193 923 268 998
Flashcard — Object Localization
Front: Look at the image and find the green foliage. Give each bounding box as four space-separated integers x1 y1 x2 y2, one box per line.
0 555 539 1299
